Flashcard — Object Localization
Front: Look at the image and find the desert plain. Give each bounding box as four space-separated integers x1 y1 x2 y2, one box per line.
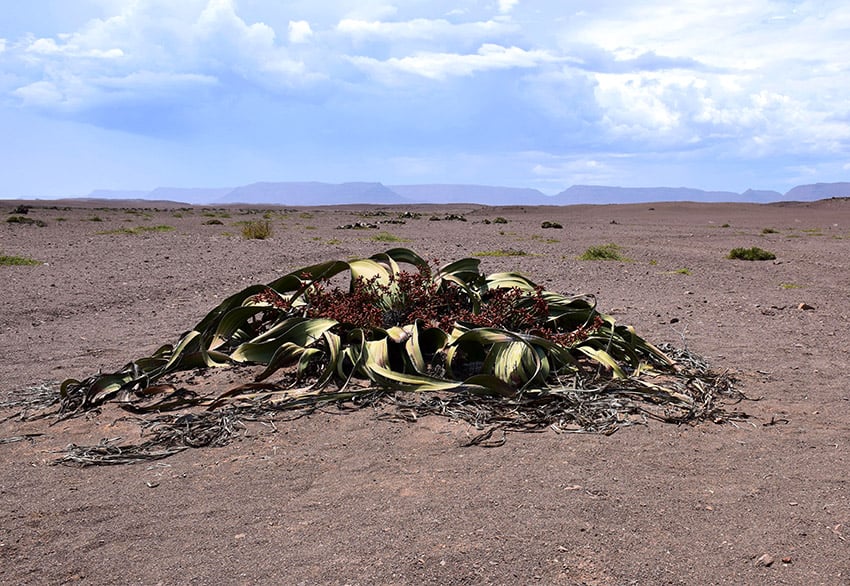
1 199 849 585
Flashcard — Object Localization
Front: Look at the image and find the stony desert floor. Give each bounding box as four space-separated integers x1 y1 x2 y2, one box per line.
1 199 849 585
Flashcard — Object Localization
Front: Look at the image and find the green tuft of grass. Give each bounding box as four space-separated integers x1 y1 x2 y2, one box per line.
87 215 104 222
578 243 628 261
727 246 776 261
241 220 272 240
370 232 410 243
0 254 41 266
670 268 692 275
780 282 802 289
473 249 528 257
493 217 509 224
96 225 174 236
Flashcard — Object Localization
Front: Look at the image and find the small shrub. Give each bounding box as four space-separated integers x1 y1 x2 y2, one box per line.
761 227 779 234
721 223 730 228
727 247 776 261
241 220 272 240
6 215 46 227
204 219 224 225
541 221 563 229
87 216 103 222
0 254 40 266
493 217 508 224
578 244 627 261
671 268 691 275
10 205 30 215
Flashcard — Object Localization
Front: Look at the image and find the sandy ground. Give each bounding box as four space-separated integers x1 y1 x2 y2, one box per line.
1 199 849 585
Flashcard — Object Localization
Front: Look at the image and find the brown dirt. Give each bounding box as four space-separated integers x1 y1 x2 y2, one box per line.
1 200 849 585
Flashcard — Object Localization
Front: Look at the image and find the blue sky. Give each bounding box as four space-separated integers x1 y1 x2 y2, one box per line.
1 0 848 197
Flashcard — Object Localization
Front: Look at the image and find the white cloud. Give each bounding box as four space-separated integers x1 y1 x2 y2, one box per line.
336 17 514 41
288 20 313 44
0 38 6 53
498 0 519 15
351 43 561 81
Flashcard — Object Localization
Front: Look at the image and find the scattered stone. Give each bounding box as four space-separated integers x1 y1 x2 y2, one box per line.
756 553 774 567
781 557 792 564
797 303 815 311
336 222 378 230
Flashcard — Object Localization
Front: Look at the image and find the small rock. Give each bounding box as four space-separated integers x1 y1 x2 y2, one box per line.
756 553 774 567
797 303 815 311
781 557 792 564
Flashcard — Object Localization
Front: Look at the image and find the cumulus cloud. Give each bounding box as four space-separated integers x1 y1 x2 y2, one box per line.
336 17 513 41
288 20 313 43
350 43 562 81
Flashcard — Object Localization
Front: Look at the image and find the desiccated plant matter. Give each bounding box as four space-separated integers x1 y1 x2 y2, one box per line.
56 248 739 464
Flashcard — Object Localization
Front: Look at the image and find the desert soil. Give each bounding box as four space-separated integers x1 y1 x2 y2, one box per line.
1 199 849 585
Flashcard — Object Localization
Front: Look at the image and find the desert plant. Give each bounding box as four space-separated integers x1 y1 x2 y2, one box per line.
761 227 779 234
204 219 224 225
578 244 627 261
241 220 272 240
727 247 776 261
57 249 738 464
541 221 563 229
493 217 509 224
6 215 46 227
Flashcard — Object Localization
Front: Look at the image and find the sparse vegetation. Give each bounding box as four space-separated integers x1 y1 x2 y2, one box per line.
780 282 802 289
541 221 563 229
87 216 104 222
0 254 41 266
671 268 692 275
727 246 776 261
493 217 509 224
721 223 731 228
578 244 628 261
241 220 272 240
204 219 224 225
761 227 779 234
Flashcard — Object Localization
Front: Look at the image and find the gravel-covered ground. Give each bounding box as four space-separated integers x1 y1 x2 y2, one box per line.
1 199 849 585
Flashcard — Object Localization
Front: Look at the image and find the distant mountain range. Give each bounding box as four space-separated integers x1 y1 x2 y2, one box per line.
80 181 850 206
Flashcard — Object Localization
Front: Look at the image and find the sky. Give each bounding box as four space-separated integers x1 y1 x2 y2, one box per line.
1 0 849 197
